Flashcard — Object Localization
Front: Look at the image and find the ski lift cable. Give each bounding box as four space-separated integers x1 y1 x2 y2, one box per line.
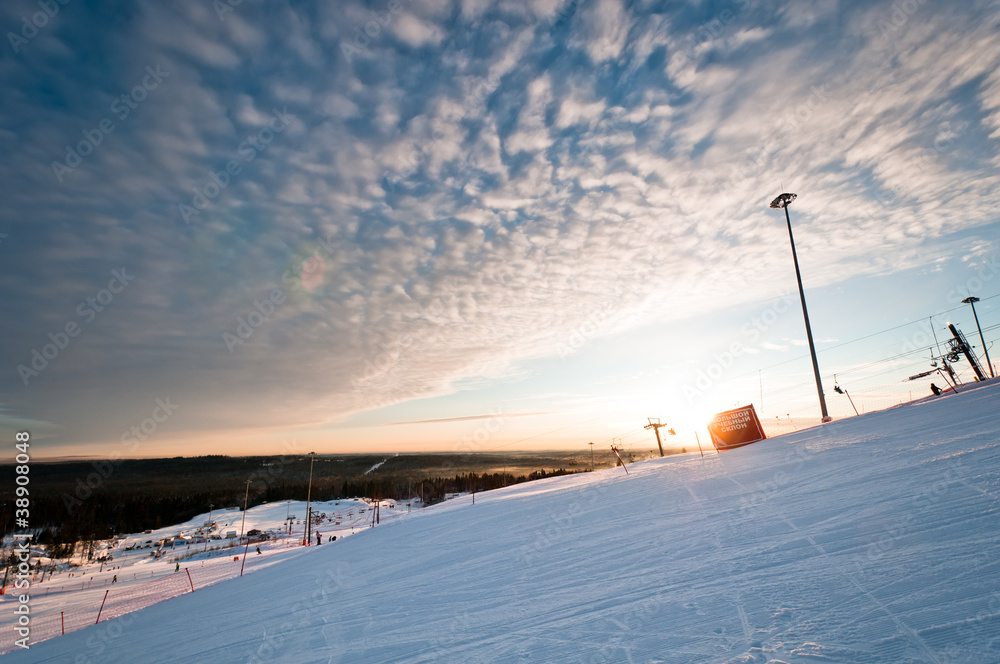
730 295 1000 381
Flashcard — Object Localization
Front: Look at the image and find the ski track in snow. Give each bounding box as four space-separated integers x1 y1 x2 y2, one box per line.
363 458 388 475
5 381 1000 663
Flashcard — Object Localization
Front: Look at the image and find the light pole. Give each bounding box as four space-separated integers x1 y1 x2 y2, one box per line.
205 502 213 553
769 192 831 423
238 480 251 545
962 296 994 378
304 452 315 546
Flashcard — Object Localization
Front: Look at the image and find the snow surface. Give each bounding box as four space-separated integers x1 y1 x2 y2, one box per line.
5 381 1000 663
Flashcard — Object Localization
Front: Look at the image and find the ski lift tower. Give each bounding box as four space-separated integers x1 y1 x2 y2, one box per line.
946 323 988 382
644 418 676 457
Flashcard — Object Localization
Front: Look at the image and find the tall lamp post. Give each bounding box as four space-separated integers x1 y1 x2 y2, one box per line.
304 452 315 546
769 192 831 423
962 296 994 378
238 481 251 544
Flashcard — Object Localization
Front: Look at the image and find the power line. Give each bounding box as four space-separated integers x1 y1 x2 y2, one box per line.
734 294 1000 380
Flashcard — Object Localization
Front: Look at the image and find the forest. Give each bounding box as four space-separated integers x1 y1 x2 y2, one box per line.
0 449 654 555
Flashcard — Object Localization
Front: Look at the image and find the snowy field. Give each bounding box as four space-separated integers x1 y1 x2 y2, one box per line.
5 380 1000 663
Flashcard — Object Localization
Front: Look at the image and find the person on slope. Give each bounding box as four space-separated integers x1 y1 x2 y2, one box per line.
930 383 942 396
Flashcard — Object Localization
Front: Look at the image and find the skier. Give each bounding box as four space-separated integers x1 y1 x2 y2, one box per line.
175 562 180 572
316 532 322 546
255 546 262 555
930 383 942 396
112 575 117 583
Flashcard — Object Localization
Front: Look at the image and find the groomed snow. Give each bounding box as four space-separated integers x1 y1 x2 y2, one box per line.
6 381 1000 663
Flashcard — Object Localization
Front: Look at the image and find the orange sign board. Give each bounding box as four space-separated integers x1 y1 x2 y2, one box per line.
707 404 766 451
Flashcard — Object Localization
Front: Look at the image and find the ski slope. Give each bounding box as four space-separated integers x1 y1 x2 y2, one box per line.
0 497 411 651
6 381 1000 663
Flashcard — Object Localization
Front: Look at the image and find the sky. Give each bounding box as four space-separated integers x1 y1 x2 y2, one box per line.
0 0 998 459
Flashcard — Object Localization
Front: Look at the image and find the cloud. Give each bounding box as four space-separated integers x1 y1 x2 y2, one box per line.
388 411 554 426
2 0 1000 452
570 0 630 63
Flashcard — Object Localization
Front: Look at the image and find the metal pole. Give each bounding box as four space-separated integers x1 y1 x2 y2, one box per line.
759 369 764 416
238 480 250 548
782 204 831 422
844 390 859 416
589 442 594 471
694 431 704 457
305 453 315 546
240 537 250 577
967 299 994 378
96 589 110 624
610 445 629 474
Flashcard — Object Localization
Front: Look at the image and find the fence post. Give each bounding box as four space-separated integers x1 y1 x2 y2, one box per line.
95 589 110 624
186 568 195 592
61 611 65 635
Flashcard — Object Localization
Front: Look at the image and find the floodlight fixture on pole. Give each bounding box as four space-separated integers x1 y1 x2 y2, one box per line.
769 192 831 423
962 296 994 378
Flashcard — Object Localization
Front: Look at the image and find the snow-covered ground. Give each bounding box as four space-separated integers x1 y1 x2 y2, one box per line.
0 497 414 653
5 380 1000 663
